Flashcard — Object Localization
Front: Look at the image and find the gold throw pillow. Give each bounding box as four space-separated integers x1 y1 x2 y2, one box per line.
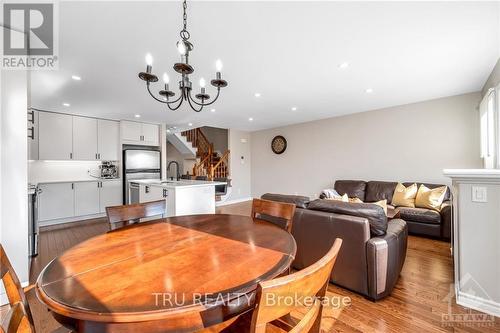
372 199 388 215
391 183 417 208
349 197 363 203
415 185 447 211
326 193 349 202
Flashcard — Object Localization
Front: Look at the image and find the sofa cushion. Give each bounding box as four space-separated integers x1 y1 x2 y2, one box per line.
398 207 441 224
403 182 450 201
308 199 387 236
365 181 398 203
261 193 310 209
334 180 367 201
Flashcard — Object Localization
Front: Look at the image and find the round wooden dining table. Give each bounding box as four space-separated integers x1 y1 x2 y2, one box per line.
36 214 296 333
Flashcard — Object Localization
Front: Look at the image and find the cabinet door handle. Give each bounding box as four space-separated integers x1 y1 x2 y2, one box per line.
98 153 101 159
71 183 74 190
145 186 150 193
95 153 98 160
28 127 34 140
70 152 73 159
28 110 34 124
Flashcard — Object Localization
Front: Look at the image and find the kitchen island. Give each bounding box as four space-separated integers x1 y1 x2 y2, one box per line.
129 179 226 217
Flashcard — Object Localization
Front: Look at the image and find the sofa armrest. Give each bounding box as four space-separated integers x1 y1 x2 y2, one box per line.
291 209 372 296
440 200 452 240
366 218 408 301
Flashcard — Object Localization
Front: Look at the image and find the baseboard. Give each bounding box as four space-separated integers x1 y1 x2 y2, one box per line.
457 290 500 318
216 197 252 207
39 213 107 228
1 281 28 306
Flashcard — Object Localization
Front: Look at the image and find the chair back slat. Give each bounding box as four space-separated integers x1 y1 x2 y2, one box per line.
250 239 343 333
0 244 35 332
251 199 296 233
2 302 33 333
105 200 166 231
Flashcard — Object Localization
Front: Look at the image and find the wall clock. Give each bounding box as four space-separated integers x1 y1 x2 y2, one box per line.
271 135 287 154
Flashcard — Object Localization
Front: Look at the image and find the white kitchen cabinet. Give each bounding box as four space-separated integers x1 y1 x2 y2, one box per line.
140 184 166 203
74 182 100 216
99 180 122 213
38 183 75 221
28 110 39 160
121 121 160 146
39 112 73 160
142 123 160 145
121 121 142 142
73 116 98 160
98 119 119 160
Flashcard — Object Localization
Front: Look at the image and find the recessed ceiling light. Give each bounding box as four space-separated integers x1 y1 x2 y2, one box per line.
210 108 216 113
134 114 141 118
188 123 193 126
71 75 81 81
254 93 261 98
365 88 374 94
248 117 253 122
291 107 297 111
166 129 171 133
62 103 70 107
338 62 350 69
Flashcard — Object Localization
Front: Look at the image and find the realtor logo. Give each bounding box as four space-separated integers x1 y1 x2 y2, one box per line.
1 2 58 69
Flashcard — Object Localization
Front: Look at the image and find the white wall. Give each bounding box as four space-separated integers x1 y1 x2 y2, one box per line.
482 58 500 97
251 93 483 199
228 129 251 202
0 68 30 303
166 142 195 176
201 126 228 153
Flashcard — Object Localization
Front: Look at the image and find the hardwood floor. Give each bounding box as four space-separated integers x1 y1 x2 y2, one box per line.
4 201 499 332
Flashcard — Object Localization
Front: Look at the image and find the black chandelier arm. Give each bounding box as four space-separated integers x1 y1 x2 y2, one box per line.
187 88 221 107
186 92 204 112
166 95 185 111
146 83 183 105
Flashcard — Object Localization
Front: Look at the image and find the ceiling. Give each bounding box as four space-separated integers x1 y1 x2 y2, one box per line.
31 1 500 131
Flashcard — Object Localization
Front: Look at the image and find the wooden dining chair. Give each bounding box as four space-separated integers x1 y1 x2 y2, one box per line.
251 199 296 233
105 200 166 231
218 239 342 333
254 239 342 333
0 244 72 333
0 244 35 333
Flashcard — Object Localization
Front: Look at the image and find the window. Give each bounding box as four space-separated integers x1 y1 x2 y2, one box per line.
480 87 499 168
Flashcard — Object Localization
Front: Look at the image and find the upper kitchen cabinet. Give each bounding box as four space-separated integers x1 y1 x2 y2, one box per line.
98 119 119 161
121 121 160 146
73 116 98 160
35 111 120 161
39 112 73 160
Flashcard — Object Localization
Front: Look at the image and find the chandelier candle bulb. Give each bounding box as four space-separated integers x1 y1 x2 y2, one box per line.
216 59 223 72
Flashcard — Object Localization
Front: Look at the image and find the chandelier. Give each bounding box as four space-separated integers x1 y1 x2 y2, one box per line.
138 0 228 112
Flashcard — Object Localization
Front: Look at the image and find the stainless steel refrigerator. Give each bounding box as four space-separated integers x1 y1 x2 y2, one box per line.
123 148 161 204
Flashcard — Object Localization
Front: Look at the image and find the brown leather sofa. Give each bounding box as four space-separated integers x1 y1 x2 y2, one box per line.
261 193 408 301
326 180 452 240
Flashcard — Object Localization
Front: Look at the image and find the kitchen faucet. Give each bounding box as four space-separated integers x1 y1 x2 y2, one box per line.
167 161 181 181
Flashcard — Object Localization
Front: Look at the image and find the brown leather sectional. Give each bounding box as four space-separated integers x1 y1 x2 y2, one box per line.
261 193 408 301
327 180 452 240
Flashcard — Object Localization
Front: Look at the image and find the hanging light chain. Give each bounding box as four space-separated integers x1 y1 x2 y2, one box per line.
180 0 190 41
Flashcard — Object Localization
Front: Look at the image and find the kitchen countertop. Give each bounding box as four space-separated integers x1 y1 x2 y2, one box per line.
32 178 121 187
130 179 226 189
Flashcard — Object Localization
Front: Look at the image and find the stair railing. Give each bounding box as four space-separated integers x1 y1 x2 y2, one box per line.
210 149 230 179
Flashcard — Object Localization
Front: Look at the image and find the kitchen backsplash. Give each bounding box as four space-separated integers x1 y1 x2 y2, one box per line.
29 160 114 184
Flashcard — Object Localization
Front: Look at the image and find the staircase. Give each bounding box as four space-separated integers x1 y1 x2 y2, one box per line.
181 128 230 180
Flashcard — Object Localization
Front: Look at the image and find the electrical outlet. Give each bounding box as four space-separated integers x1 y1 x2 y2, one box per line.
471 186 487 203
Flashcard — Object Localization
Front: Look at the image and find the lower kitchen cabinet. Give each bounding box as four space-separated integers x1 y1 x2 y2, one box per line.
38 183 75 221
140 184 167 203
75 182 100 216
99 180 122 213
37 180 123 223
